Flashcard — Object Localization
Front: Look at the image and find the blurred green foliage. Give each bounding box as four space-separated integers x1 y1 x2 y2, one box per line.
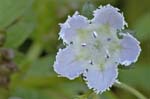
0 0 149 99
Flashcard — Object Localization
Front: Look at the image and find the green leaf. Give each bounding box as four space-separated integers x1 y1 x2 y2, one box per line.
56 81 88 98
81 1 96 19
133 13 150 41
0 88 9 99
98 91 118 99
25 56 54 78
4 11 35 48
10 56 88 99
9 87 55 99
119 63 150 96
0 0 34 28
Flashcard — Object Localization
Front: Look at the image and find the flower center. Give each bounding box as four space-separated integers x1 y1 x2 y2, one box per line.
75 25 121 71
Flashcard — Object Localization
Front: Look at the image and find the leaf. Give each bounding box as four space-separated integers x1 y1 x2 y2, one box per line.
81 1 96 19
98 91 118 99
133 13 150 41
25 56 54 78
119 63 150 96
4 11 35 48
10 56 88 98
0 88 8 99
0 0 34 28
9 87 55 99
12 56 57 88
56 81 88 98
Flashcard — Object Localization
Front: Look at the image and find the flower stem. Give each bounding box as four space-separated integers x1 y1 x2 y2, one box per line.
114 82 147 99
76 90 93 99
26 42 42 61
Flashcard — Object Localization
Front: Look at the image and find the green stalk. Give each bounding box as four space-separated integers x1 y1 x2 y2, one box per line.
114 82 147 99
26 42 42 61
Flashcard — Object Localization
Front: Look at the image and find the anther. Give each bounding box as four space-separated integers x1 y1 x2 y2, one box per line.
107 38 111 41
89 60 93 65
93 31 98 38
70 41 73 45
106 54 109 59
81 43 87 47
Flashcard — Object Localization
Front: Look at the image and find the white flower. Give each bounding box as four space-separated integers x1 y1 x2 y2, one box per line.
54 4 141 93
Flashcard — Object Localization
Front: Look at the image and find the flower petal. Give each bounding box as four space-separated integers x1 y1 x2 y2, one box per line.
92 4 127 29
83 61 118 93
119 33 141 66
59 11 89 44
54 46 87 80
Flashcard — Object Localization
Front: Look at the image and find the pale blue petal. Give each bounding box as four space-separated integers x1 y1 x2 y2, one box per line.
83 61 118 93
54 46 86 80
59 11 89 44
92 4 127 29
119 33 141 66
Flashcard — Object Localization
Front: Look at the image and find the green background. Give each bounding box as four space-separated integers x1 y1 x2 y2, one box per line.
0 0 149 99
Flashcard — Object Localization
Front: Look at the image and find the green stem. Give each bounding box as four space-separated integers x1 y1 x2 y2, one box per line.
26 42 42 61
114 82 147 99
10 42 42 88
20 41 42 72
76 90 93 99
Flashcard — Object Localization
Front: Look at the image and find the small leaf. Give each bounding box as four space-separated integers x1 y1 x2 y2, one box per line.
134 13 150 41
119 63 150 95
10 87 53 99
4 11 35 48
0 0 34 28
81 1 96 19
25 56 54 78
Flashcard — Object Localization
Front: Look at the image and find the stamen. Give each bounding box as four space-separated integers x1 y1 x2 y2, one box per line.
89 60 93 65
105 49 110 59
70 41 73 45
93 31 98 38
106 54 110 59
81 43 87 47
107 38 111 41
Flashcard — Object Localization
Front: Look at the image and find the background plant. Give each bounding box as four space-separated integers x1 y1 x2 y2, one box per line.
0 0 149 99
